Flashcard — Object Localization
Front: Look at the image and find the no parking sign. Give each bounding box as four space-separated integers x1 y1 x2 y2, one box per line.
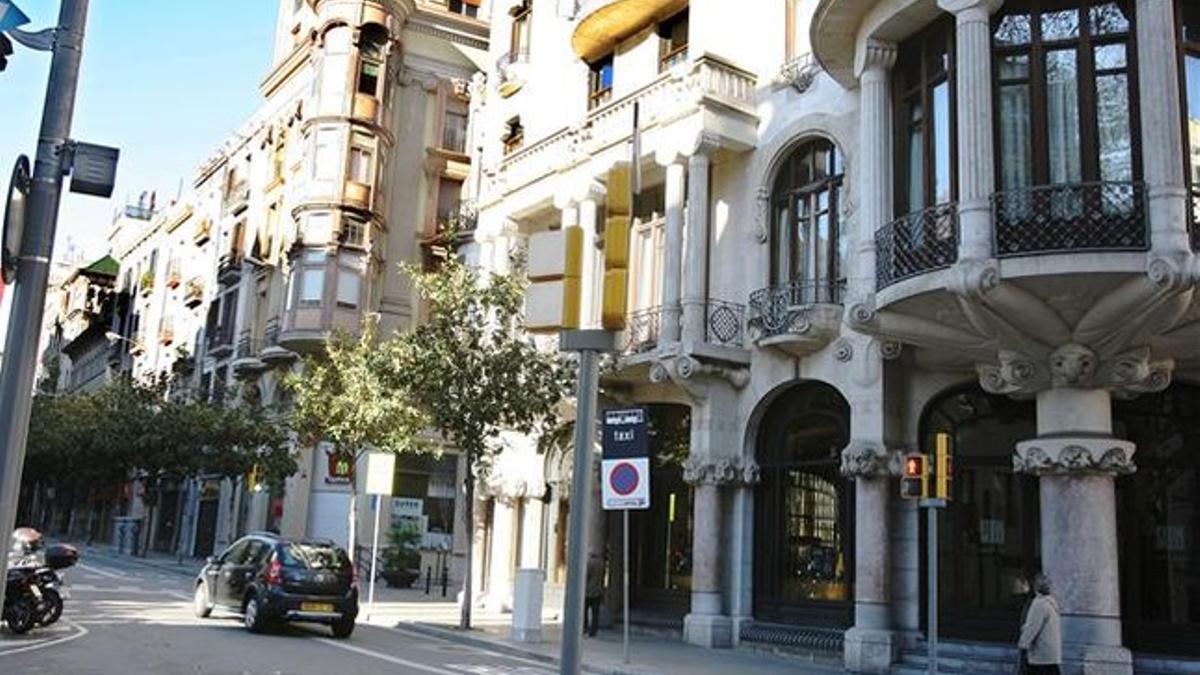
601 408 650 510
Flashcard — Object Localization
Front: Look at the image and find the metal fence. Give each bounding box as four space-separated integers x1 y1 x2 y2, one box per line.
622 306 662 355
748 279 844 338
875 202 959 289
705 299 746 349
992 181 1147 258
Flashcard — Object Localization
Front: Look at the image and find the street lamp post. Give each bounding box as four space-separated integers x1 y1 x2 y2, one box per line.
0 0 91 612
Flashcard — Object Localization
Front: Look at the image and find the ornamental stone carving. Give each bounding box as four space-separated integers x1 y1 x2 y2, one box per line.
683 456 760 486
754 186 770 244
1049 343 1098 387
977 344 1173 398
1013 437 1136 476
840 440 900 478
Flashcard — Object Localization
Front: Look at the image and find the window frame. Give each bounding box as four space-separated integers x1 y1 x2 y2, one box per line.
990 0 1143 190
356 25 388 99
502 117 525 155
588 53 615 111
509 1 532 61
335 252 362 309
769 138 846 297
894 16 958 217
1177 0 1200 243
658 8 689 72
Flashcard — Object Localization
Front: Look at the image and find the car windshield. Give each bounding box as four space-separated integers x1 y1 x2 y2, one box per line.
278 543 349 571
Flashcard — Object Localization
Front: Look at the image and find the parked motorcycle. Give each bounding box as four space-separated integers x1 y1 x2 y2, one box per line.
3 567 42 634
5 530 79 631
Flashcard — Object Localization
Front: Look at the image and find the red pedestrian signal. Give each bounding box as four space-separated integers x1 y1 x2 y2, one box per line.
901 453 928 500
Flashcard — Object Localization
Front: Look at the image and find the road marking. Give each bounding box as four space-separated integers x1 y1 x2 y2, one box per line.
0 619 89 657
387 624 556 671
315 637 463 674
76 563 128 580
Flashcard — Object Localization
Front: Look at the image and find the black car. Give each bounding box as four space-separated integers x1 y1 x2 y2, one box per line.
193 533 358 638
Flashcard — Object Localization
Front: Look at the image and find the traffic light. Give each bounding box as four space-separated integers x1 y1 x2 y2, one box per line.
0 34 12 72
934 432 953 500
560 226 583 329
901 453 928 500
601 166 631 331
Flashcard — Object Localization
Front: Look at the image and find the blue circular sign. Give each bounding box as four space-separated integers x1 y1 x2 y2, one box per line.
610 462 640 496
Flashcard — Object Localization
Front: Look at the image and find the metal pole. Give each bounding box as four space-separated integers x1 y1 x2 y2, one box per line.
623 509 630 664
368 494 382 613
0 0 90 614
559 346 599 675
927 504 939 675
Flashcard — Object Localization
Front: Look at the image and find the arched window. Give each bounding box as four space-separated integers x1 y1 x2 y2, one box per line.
770 139 845 303
754 382 852 626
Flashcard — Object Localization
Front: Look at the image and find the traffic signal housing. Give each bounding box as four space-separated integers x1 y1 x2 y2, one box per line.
601 167 631 331
934 432 953 500
901 453 928 500
560 226 584 329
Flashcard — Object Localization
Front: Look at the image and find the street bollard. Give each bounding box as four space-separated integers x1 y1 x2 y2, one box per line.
425 566 432 594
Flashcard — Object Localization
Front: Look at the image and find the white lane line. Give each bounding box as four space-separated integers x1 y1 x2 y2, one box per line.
387 624 557 670
0 619 89 657
315 637 462 674
66 584 191 601
76 563 128 580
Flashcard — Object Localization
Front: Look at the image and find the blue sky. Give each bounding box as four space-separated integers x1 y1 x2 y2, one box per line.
0 0 279 264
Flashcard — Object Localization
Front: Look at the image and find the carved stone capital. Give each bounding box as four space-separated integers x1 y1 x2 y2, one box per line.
840 440 900 478
858 39 897 74
683 456 760 486
1014 437 1136 476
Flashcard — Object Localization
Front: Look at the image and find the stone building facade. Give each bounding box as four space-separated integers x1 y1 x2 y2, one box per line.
464 0 1200 673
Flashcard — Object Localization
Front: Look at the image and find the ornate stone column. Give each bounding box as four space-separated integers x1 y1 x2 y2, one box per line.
661 158 687 342
1135 0 1190 253
682 455 759 648
681 141 715 345
841 439 900 673
1015 386 1134 675
854 40 897 301
938 0 1001 260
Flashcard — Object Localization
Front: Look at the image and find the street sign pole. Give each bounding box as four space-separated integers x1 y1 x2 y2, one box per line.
0 0 90 614
364 452 396 618
921 497 945 675
369 495 382 613
599 407 648 667
623 509 630 664
559 329 613 675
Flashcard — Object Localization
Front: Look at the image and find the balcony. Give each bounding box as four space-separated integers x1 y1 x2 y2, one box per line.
258 317 297 366
165 265 181 289
619 300 747 356
232 331 269 378
218 253 242 285
496 53 757 195
159 328 174 346
496 48 530 98
748 280 844 357
207 325 234 358
875 203 959 290
222 181 250 215
193 219 212 245
621 306 663 355
991 181 1147 258
184 278 204 308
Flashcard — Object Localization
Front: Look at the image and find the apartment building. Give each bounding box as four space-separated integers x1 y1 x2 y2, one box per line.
464 1 1200 673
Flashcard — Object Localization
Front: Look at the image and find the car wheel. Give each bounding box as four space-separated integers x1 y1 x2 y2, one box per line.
243 594 266 633
330 615 355 639
37 588 63 626
193 581 212 618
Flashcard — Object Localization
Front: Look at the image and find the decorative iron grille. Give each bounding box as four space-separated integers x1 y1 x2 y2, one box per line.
991 181 1147 257
875 202 959 289
748 279 845 339
1190 185 1200 253
622 306 662 355
705 300 746 348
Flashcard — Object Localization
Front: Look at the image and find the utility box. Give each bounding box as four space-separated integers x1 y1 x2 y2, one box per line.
511 567 545 643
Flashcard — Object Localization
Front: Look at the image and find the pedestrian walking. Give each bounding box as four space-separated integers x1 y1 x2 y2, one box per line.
1017 573 1062 675
584 553 603 637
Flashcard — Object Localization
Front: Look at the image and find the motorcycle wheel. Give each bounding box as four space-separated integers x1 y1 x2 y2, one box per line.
38 587 62 626
4 597 38 634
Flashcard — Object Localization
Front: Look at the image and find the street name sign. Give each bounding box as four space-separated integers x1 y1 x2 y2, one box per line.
365 451 395 496
601 408 649 510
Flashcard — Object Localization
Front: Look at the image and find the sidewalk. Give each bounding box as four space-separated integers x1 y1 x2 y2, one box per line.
363 587 844 675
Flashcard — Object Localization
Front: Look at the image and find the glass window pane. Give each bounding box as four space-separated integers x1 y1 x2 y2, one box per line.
1040 9 1079 41
358 61 380 96
773 204 790 284
993 14 1031 45
1045 49 1082 184
997 53 1029 80
792 197 808 282
1185 3 1200 43
303 249 326 264
815 211 830 283
349 147 372 183
1096 74 1132 182
1089 2 1130 36
907 112 925 211
1094 44 1126 71
998 84 1032 190
933 81 952 205
337 268 360 307
1188 55 1200 186
314 128 339 180
300 268 324 304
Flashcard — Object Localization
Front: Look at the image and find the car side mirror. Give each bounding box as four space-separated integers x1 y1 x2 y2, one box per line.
206 556 219 567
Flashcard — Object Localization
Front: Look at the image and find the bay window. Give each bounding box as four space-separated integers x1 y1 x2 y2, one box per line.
991 0 1144 255
295 249 326 307
357 24 388 98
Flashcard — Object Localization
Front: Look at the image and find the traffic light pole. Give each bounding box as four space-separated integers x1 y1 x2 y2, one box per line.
0 0 90 613
559 329 614 675
921 498 946 675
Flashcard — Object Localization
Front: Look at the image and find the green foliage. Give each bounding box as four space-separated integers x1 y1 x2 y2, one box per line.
381 523 421 573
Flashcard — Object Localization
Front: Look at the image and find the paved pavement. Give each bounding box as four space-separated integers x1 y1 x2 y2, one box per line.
0 546 844 674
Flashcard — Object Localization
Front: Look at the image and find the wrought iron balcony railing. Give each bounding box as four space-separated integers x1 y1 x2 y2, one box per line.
991 181 1148 258
779 52 821 93
748 279 845 339
705 300 745 349
1189 185 1200 253
622 306 662 355
875 202 959 289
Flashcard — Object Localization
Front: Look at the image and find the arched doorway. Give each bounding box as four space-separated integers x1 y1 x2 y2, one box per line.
920 384 1040 642
1114 383 1200 656
754 381 853 627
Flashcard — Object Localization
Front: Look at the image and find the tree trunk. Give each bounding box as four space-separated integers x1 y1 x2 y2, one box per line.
459 465 474 630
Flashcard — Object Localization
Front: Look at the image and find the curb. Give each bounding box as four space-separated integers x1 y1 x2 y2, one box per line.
384 620 663 675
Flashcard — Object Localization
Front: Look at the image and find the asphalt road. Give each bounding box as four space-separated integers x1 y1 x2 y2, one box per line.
0 552 557 675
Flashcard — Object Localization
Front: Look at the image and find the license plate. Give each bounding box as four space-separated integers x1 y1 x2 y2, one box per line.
301 602 333 612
